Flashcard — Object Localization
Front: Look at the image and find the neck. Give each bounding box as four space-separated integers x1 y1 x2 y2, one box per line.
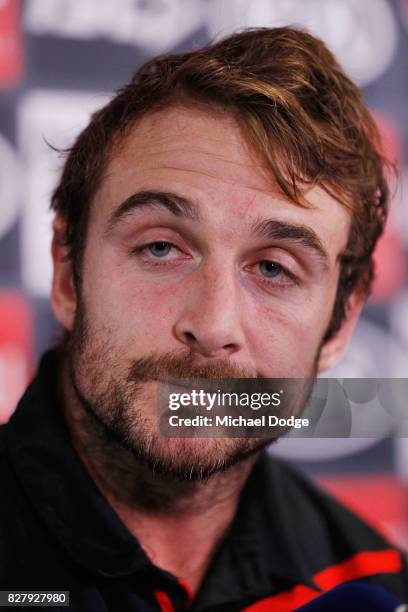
59 363 259 596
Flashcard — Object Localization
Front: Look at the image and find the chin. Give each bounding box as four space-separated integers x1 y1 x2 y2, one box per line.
124 433 270 481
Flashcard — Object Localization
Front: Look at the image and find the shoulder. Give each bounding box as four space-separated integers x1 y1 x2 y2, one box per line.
262 453 391 547
253 454 408 601
0 424 10 578
0 424 5 452
0 424 9 471
258 453 408 598
0 423 11 477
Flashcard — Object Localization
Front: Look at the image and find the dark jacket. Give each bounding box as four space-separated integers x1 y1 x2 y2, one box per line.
1 350 407 611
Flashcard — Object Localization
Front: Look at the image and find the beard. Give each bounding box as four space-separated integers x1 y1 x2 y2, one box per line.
65 294 319 492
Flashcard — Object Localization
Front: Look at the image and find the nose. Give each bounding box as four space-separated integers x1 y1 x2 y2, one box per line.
173 263 245 359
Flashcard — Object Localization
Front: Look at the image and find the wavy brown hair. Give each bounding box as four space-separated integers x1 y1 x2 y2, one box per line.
51 27 389 340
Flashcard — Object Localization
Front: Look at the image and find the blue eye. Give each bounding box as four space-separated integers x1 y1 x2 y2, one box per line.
259 260 283 278
147 241 173 257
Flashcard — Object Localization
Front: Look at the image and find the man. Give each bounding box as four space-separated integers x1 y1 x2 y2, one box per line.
1 27 407 611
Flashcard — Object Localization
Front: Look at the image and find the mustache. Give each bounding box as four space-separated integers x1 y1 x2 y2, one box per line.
127 350 257 383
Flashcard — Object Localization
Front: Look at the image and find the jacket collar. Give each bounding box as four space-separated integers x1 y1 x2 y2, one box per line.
193 452 318 609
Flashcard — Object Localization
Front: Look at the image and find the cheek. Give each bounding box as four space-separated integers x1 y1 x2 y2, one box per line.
82 256 182 348
245 293 333 376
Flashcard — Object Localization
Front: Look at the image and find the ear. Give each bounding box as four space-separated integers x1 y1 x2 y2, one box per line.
50 217 77 331
317 290 365 373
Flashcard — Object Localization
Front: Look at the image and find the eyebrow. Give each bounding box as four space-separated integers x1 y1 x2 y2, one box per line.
106 190 201 234
251 218 329 268
106 189 329 267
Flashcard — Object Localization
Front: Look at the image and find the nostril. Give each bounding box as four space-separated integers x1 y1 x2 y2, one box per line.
224 343 236 351
184 331 196 343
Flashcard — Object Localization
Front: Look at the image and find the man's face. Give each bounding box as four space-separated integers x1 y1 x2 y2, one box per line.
64 104 350 480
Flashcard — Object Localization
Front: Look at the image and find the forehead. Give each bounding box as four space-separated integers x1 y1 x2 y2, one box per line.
107 104 266 192
93 104 350 255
